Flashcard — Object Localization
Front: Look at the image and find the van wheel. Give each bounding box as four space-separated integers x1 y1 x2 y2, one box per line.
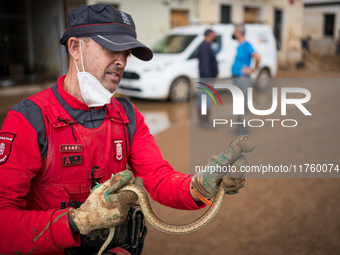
254 68 271 91
169 77 190 102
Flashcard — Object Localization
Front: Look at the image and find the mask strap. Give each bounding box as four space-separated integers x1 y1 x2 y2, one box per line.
74 40 85 73
74 59 80 73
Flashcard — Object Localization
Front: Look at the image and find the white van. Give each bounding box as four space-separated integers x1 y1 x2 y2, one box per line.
118 24 277 102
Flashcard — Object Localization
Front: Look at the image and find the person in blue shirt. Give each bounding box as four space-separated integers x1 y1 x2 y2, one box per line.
231 24 261 135
232 24 261 77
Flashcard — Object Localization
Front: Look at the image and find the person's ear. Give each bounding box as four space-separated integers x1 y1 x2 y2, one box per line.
68 37 81 61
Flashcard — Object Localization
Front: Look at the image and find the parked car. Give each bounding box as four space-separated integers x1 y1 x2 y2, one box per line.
118 24 277 102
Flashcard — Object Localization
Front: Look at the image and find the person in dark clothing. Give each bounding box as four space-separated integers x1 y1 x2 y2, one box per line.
300 35 311 67
336 30 340 55
197 29 218 129
198 29 218 79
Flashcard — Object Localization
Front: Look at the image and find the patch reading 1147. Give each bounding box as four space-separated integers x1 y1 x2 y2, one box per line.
60 145 83 153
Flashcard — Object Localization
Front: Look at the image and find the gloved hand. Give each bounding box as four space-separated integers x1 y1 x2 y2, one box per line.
69 170 140 235
190 135 255 200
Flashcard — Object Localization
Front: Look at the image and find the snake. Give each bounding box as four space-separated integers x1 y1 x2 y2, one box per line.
98 184 225 254
98 135 249 254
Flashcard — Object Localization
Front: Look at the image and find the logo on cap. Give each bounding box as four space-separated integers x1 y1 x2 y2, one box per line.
120 12 131 25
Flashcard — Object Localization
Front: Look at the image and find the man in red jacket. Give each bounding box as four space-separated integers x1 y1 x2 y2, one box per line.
0 4 253 255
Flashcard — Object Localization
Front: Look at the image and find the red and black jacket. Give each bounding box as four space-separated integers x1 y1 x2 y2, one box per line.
0 75 202 254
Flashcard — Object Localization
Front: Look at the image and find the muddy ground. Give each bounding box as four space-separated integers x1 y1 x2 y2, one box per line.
141 57 340 255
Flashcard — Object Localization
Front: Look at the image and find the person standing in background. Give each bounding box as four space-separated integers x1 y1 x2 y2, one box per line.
197 29 219 129
336 30 340 55
231 24 261 135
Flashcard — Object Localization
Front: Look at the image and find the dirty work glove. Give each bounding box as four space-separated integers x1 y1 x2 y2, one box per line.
190 135 255 200
69 170 140 235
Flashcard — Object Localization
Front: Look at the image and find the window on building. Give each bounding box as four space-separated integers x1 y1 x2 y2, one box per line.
171 10 189 28
324 14 335 36
274 9 283 50
244 7 260 24
220 5 231 24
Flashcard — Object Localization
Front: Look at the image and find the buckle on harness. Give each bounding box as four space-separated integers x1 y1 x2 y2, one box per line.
90 166 100 189
128 204 146 249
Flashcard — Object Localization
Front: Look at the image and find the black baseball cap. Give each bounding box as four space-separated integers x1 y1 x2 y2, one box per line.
60 4 153 61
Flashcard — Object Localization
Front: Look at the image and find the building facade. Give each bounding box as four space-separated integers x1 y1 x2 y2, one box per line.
303 0 340 56
0 0 305 85
88 0 304 68
0 0 90 86
0 0 66 85
86 0 201 49
200 0 304 67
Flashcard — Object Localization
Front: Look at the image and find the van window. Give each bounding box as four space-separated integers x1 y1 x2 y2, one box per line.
211 35 222 54
152 34 197 54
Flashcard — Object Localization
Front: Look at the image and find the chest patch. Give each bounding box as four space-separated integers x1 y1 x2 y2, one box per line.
0 132 16 165
60 144 83 153
62 155 82 167
114 140 123 161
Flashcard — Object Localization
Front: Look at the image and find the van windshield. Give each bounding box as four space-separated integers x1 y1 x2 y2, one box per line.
152 34 197 54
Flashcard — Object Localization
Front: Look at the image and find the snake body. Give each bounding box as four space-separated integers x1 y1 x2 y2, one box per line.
119 183 225 234
98 136 250 253
98 184 225 254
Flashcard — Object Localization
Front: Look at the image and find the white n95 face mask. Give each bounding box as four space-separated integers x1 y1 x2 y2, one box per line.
75 40 115 108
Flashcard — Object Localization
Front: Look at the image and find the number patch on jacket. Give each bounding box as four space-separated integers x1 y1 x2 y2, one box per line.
60 145 83 152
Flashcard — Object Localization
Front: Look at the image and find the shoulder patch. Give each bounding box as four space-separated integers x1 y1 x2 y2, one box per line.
0 132 16 165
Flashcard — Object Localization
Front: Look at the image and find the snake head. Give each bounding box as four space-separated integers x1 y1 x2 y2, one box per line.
229 135 254 153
